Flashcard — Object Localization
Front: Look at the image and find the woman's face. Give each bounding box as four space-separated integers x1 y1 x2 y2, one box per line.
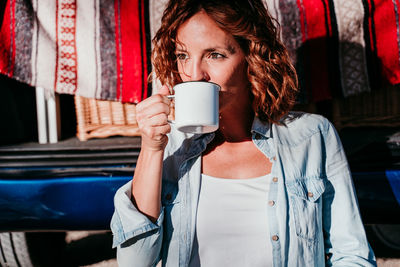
175 10 250 113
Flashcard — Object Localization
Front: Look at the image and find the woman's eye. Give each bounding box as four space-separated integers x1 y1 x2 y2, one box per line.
176 53 188 60
209 52 225 59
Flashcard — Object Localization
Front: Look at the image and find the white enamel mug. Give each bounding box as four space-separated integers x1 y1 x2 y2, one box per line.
168 81 220 134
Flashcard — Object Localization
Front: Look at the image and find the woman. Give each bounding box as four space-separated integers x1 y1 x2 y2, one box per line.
111 0 376 266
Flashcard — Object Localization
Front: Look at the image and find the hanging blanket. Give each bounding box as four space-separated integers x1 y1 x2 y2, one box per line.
0 0 150 103
148 0 400 103
1 0 400 103
267 0 400 102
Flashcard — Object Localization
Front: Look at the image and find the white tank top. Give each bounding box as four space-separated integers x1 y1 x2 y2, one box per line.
189 173 273 267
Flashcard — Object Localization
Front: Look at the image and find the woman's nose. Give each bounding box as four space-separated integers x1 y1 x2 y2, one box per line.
187 60 209 81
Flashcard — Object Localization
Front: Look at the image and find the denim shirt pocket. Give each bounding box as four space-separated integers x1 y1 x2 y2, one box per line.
286 177 325 242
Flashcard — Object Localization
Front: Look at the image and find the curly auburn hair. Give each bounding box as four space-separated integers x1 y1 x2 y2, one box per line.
152 0 299 123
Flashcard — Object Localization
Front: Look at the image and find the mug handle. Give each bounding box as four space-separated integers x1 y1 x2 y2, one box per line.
167 95 175 124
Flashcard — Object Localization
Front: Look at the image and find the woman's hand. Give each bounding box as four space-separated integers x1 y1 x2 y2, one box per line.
136 85 172 151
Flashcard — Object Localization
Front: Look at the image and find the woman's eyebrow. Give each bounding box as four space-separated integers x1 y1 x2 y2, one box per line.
204 45 236 54
175 44 237 54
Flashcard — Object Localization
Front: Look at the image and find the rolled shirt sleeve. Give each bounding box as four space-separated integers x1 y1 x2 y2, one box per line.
111 181 164 267
322 121 376 266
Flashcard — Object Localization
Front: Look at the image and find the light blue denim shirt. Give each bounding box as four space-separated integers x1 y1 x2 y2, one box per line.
111 112 377 267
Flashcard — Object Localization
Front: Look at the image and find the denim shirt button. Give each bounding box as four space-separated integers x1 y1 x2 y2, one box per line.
308 192 314 198
272 177 278 183
268 200 275 206
272 235 279 241
165 193 172 200
272 156 276 161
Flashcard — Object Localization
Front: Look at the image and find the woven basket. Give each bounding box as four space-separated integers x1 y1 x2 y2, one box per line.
74 95 141 141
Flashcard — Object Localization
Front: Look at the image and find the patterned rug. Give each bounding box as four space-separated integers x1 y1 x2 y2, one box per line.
0 0 399 104
0 0 151 103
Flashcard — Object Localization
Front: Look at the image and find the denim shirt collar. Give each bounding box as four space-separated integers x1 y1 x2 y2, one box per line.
183 117 272 158
251 117 273 139
181 132 215 160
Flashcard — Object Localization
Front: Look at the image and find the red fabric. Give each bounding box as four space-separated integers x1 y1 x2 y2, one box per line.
373 0 400 84
322 0 333 37
140 0 149 100
302 0 332 102
120 0 149 103
0 0 151 103
0 0 14 76
366 0 375 53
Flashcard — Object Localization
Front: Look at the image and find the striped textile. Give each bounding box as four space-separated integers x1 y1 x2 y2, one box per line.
1 1 400 103
263 0 400 102
0 0 150 103
369 0 400 85
148 0 400 102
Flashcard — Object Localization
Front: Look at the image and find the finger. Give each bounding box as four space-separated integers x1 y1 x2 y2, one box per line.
137 94 170 109
158 85 171 96
136 102 170 123
137 94 170 112
144 113 169 128
155 124 172 135
140 124 171 140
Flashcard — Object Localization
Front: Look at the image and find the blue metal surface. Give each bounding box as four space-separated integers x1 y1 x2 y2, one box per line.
386 170 400 205
351 170 400 224
0 176 131 231
1 170 400 231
